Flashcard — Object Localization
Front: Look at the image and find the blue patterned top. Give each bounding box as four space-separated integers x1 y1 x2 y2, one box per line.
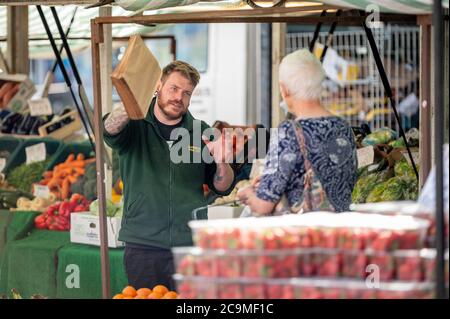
256 117 358 212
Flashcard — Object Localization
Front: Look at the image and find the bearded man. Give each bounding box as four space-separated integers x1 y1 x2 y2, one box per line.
103 61 234 290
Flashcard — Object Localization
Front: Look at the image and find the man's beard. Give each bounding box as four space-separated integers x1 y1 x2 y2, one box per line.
157 94 188 120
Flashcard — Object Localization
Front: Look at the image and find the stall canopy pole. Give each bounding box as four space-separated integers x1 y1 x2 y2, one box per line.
36 5 96 154
91 19 111 299
320 9 342 62
359 11 419 181
433 0 446 300
309 10 327 52
50 6 113 169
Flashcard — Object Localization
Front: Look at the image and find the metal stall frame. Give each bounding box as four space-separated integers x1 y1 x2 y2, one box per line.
89 5 447 299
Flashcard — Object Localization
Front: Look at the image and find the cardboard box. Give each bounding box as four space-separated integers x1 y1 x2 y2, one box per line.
70 212 124 248
0 73 36 113
208 205 245 219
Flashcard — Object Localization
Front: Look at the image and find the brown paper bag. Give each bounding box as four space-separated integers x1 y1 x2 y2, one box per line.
111 35 162 119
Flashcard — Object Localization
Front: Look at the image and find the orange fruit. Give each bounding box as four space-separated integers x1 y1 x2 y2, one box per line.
122 285 137 297
123 296 134 299
134 295 147 299
136 288 152 298
147 291 163 299
112 294 124 299
162 291 178 299
152 285 169 295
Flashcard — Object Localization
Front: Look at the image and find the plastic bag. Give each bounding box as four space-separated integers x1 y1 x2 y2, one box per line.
362 128 397 147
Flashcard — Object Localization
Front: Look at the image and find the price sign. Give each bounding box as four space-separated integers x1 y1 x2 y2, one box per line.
26 143 46 164
28 98 53 116
357 146 375 168
33 184 51 198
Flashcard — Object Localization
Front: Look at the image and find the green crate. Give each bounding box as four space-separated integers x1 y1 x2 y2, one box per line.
46 141 95 170
0 136 23 174
3 138 63 175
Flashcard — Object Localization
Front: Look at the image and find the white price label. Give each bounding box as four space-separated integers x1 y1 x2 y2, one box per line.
26 143 47 164
28 98 53 116
33 184 51 198
0 158 6 172
357 146 375 168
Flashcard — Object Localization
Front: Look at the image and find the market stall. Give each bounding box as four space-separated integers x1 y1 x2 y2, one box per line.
88 1 448 299
0 0 447 300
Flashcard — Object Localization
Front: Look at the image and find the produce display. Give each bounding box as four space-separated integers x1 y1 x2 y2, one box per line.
7 159 51 193
0 188 33 209
172 212 440 299
349 201 449 248
113 284 178 299
0 108 75 136
173 275 435 299
353 158 418 204
89 198 123 218
0 81 20 109
174 247 448 282
361 128 397 147
34 194 90 231
13 195 57 212
189 213 429 251
38 153 95 200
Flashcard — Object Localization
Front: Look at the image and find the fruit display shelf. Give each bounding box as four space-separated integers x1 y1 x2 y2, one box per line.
173 275 436 299
189 213 430 251
173 247 449 283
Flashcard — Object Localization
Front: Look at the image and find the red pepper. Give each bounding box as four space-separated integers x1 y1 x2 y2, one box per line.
74 204 87 212
70 193 83 203
45 215 55 228
59 201 72 218
35 213 48 229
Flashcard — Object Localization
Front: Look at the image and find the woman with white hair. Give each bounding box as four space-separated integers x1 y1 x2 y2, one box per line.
237 49 357 214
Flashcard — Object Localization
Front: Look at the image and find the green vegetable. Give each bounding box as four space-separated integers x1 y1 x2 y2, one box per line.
83 179 97 201
366 177 409 203
362 128 397 147
89 198 119 217
394 159 416 180
352 168 392 204
403 179 419 201
365 182 387 203
389 138 405 148
0 188 33 209
6 159 51 193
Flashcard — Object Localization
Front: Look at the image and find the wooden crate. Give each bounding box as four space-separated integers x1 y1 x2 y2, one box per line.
38 110 82 140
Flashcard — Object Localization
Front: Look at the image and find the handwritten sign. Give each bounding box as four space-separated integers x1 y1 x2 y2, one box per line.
357 146 375 168
29 98 53 116
26 143 46 164
33 184 51 198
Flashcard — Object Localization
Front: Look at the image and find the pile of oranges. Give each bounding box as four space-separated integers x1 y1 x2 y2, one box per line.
113 284 178 299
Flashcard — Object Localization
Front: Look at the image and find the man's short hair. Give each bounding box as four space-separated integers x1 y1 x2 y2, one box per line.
161 60 200 87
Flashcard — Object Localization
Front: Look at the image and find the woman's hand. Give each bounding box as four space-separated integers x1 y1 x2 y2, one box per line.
237 184 275 216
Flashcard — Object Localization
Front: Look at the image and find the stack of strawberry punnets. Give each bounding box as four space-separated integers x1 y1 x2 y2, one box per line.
172 212 447 299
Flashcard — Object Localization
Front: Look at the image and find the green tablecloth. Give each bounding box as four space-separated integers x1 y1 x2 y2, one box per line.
0 229 70 298
56 244 127 299
0 221 128 299
0 210 40 272
0 210 13 262
6 211 40 242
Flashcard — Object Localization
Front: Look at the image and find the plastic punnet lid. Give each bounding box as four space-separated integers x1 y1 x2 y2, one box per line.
349 201 433 216
189 212 430 232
